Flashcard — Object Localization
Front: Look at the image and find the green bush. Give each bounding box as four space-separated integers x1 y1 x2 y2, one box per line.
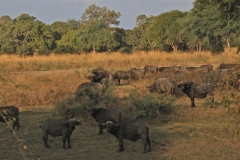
118 47 132 54
130 92 175 119
55 79 118 120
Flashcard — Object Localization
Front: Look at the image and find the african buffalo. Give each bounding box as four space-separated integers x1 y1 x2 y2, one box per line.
88 107 122 134
102 121 151 154
200 64 213 72
0 106 20 131
40 118 81 148
75 82 102 93
146 78 184 97
144 65 158 75
114 71 137 84
183 64 213 73
131 68 145 79
177 82 214 107
157 66 174 73
217 63 239 70
84 70 110 83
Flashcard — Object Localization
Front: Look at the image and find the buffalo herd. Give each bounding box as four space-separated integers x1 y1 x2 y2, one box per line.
1 63 240 154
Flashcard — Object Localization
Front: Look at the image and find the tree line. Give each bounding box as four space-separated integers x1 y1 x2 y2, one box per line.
0 0 239 56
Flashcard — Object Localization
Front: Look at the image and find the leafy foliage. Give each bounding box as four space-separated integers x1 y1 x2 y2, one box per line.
118 47 132 54
80 4 121 26
0 3 240 55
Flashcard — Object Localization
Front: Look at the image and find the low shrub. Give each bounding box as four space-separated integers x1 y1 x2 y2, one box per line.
118 47 132 54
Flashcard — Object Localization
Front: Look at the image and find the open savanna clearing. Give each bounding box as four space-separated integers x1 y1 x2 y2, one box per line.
1 50 240 160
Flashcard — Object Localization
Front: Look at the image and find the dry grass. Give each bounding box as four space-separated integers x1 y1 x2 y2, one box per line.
0 49 239 110
0 48 239 72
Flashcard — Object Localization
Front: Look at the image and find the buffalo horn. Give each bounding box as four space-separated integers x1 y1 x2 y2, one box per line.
112 121 119 126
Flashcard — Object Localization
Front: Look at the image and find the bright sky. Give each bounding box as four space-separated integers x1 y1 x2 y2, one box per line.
0 0 194 29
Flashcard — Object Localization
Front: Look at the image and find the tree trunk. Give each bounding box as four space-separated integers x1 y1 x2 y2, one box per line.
198 41 202 53
171 43 178 52
226 38 231 48
92 46 96 53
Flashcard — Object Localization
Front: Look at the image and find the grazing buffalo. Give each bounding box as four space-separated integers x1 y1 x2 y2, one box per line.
114 71 136 84
75 82 102 93
144 65 158 75
200 64 213 72
88 107 122 135
183 64 213 73
0 106 20 131
157 66 174 73
102 121 151 154
84 71 111 83
226 73 240 90
177 82 214 107
217 63 239 70
146 78 184 97
131 68 145 79
40 118 81 148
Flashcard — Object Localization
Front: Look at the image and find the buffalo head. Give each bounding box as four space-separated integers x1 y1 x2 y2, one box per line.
177 82 193 90
145 84 154 92
101 121 119 132
87 107 100 116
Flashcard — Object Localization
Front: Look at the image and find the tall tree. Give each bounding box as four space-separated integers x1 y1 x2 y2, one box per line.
0 15 13 27
181 0 240 53
0 14 54 55
80 4 121 26
145 10 187 52
56 20 120 53
213 0 240 20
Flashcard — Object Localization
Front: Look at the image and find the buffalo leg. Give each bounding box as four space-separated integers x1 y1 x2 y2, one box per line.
16 118 20 131
43 132 49 148
140 135 148 154
142 141 147 154
191 98 195 107
62 136 67 149
147 136 151 152
12 118 19 131
118 137 124 152
98 124 103 135
118 79 120 85
67 136 71 148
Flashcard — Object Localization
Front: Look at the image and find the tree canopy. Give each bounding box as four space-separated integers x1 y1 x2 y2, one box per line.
0 2 240 55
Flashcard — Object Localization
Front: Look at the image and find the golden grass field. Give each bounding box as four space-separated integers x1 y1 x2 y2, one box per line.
0 48 239 110
1 48 240 160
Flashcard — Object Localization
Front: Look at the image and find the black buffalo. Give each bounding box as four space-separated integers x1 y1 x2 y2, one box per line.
0 106 20 131
146 78 184 97
40 118 81 148
144 65 158 75
217 63 239 70
131 68 145 79
84 71 110 83
102 121 151 154
157 66 175 73
184 64 213 73
200 64 213 72
88 107 122 134
114 71 137 84
75 82 102 92
177 82 214 107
